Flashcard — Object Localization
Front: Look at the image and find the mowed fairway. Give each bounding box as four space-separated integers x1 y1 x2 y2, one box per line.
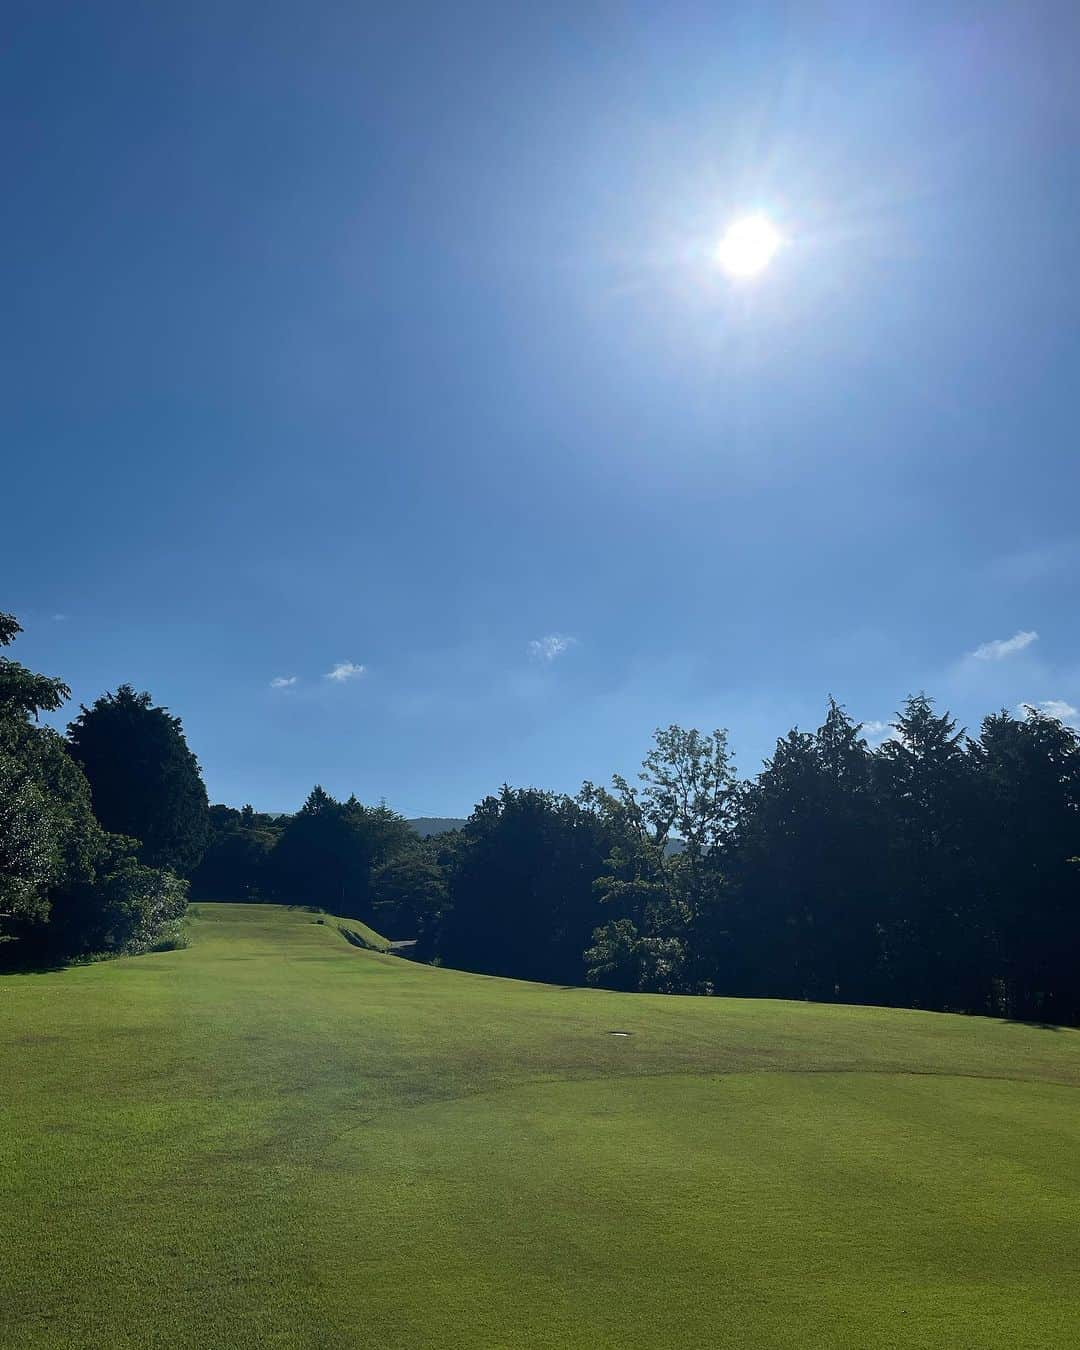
4 905 1080 1348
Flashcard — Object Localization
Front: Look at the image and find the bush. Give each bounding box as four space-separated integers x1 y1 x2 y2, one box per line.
49 855 189 956
146 920 190 953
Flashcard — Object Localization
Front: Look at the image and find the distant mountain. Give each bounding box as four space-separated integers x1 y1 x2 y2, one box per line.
408 817 467 838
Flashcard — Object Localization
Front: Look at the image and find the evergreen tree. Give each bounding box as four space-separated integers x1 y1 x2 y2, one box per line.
267 788 415 916
732 701 882 1002
873 695 979 1012
66 685 209 875
971 708 1080 1021
1 615 187 959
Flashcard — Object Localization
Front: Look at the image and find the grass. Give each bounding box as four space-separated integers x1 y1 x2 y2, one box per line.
3 902 1080 1348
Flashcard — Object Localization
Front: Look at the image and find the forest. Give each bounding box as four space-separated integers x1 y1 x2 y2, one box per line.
3 609 1078 1025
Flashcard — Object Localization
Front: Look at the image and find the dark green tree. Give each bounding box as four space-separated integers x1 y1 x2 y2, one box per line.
66 686 209 875
267 788 415 916
0 613 95 930
370 847 448 947
439 787 615 984
46 838 189 956
1 615 187 960
971 707 1080 1021
731 700 882 1003
872 694 979 1012
189 804 280 900
0 751 57 925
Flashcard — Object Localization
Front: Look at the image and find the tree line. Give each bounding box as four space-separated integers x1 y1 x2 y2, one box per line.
196 697 1080 1025
1 614 199 961
4 608 1079 1026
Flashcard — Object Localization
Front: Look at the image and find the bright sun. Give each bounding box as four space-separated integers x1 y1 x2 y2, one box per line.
715 214 782 279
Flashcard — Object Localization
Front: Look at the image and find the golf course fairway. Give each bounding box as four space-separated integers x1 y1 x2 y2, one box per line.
4 903 1080 1348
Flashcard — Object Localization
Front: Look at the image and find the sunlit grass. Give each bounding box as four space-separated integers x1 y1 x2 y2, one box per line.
3 903 1080 1347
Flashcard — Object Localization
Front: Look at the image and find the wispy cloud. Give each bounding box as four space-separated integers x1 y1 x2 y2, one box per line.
270 675 298 689
51 613 67 622
324 661 366 683
1017 699 1079 727
860 719 897 746
971 630 1038 662
527 634 576 662
985 539 1080 586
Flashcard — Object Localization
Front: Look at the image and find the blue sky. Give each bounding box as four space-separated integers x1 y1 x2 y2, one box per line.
4 1 1079 815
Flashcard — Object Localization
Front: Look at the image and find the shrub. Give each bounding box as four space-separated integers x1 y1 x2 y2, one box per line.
49 855 188 956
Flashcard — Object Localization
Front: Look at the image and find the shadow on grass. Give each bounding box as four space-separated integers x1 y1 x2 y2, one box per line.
0 951 88 976
338 924 380 952
999 1017 1067 1032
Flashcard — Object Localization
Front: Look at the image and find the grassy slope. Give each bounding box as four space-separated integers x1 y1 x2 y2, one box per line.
3 903 1080 1349
328 911 391 951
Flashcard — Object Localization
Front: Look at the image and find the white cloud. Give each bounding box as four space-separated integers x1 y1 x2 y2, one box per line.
1017 699 1079 727
527 634 576 662
270 675 298 689
860 719 897 746
971 629 1038 661
51 613 67 622
324 661 366 682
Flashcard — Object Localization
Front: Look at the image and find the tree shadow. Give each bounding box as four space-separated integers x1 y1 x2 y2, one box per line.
999 1017 1066 1032
0 956 75 976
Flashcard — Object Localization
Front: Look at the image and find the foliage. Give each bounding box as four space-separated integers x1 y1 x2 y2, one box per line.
970 707 1080 1022
729 699 883 1002
0 750 57 924
0 615 69 724
370 847 447 946
443 701 1080 1022
584 917 685 992
612 697 1080 1019
0 615 105 935
189 803 281 900
48 849 189 955
0 614 188 962
439 787 616 984
578 725 737 991
267 787 416 916
66 685 210 874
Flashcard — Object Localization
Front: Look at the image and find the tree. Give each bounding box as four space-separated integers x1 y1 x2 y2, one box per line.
635 725 739 859
189 804 279 901
0 615 187 960
584 917 686 993
47 840 189 956
971 707 1080 1021
370 848 447 948
731 701 882 1003
0 613 69 724
580 726 738 992
266 788 416 916
0 753 57 925
873 695 979 1012
439 787 614 984
66 686 209 875
0 613 96 930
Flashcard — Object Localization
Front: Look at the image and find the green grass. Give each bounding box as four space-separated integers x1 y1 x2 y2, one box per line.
4 903 1080 1348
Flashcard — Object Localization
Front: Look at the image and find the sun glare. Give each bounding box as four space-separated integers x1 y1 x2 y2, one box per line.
715 214 782 280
